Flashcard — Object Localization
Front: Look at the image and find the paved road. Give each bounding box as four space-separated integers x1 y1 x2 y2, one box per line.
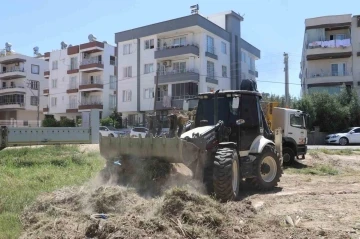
308 145 360 150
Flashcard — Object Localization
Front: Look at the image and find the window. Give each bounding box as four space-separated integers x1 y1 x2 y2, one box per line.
242 51 247 63
173 37 186 46
31 64 39 74
145 39 154 49
69 76 77 89
109 95 116 109
222 65 227 77
122 90 132 102
207 61 215 78
123 43 131 55
110 56 116 65
144 88 154 99
123 66 132 78
110 75 116 89
0 94 24 105
173 62 186 73
290 114 305 129
69 95 77 108
52 60 58 70
70 57 78 70
29 80 39 90
171 83 198 99
221 42 226 54
52 79 57 88
30 96 38 106
206 35 215 54
144 63 154 74
331 63 346 76
336 34 345 40
51 97 57 106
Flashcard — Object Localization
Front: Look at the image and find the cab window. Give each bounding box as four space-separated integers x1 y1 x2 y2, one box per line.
290 114 304 128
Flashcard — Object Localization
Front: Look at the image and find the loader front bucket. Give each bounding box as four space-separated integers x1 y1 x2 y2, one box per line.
99 135 206 169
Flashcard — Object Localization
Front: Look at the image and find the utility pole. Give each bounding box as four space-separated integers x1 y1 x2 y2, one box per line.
153 68 159 114
284 52 289 108
26 80 40 127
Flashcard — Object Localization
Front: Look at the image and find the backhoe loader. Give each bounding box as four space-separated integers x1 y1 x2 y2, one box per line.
99 79 283 202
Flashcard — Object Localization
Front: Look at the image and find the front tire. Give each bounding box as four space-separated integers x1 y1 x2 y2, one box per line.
213 148 240 202
282 147 295 166
339 137 348 146
250 145 282 191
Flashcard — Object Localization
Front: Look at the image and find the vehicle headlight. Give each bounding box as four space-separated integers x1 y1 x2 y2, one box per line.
330 135 339 138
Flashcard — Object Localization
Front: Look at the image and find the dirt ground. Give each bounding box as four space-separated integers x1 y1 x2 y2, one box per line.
19 147 360 239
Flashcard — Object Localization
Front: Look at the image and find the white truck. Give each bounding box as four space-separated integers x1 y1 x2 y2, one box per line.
271 107 308 165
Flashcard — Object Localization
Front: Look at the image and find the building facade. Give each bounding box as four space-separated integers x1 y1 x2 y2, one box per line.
0 45 48 124
300 14 360 95
43 38 117 121
115 11 260 126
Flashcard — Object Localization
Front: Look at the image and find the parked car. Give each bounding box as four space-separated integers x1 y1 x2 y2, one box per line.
325 127 360 145
99 126 125 137
129 127 149 138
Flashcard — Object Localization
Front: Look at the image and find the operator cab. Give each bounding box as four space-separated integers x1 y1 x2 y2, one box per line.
194 90 265 151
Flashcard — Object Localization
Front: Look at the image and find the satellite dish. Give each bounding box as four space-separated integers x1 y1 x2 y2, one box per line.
88 34 97 42
61 41 68 49
5 42 12 52
33 46 39 55
0 49 6 56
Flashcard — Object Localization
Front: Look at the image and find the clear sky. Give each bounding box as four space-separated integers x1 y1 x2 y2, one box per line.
1 0 356 97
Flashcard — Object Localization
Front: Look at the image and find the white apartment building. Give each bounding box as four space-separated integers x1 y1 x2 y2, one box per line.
0 44 48 123
300 14 360 95
43 37 117 121
115 11 260 126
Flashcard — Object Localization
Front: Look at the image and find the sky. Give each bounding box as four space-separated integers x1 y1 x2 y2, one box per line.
1 0 357 98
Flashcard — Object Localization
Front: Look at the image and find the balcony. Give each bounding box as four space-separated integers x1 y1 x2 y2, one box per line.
78 100 103 111
306 71 353 85
67 64 79 74
0 85 26 94
0 55 26 65
154 68 199 85
79 78 103 91
206 73 218 85
66 103 78 113
80 41 104 53
154 43 199 59
67 83 78 94
43 89 49 96
205 46 218 60
155 95 198 110
44 71 50 78
306 39 352 60
79 58 104 72
0 102 25 110
249 69 258 78
0 68 26 80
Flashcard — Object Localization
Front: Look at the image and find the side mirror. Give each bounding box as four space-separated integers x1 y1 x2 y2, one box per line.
183 100 189 111
236 119 245 125
350 131 353 134
232 97 239 109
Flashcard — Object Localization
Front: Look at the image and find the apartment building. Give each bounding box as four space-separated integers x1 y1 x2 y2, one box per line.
300 14 360 95
0 44 48 123
43 36 117 121
115 10 260 126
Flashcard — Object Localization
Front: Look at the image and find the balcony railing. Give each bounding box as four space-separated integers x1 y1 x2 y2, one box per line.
67 102 78 109
0 101 25 106
156 42 199 51
308 71 351 78
206 46 216 54
307 39 351 49
0 68 25 74
159 68 198 75
80 58 102 66
0 85 25 91
80 78 103 85
68 83 78 89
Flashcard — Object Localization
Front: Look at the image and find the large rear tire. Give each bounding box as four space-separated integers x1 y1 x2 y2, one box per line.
250 144 282 191
213 148 240 202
